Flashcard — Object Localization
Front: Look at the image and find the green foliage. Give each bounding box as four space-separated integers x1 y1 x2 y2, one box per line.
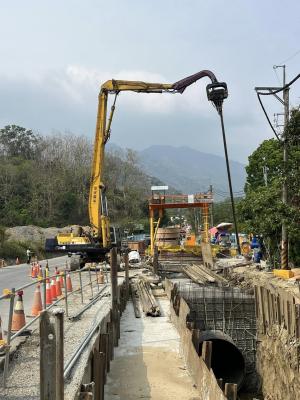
238 109 300 266
0 226 44 262
0 126 151 231
0 125 41 159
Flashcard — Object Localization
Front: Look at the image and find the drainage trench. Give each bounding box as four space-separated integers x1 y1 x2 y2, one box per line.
197 330 246 389
172 280 258 392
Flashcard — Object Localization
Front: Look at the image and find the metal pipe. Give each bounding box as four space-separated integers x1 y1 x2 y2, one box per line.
43 270 47 310
54 309 64 400
64 272 69 317
218 108 241 255
78 268 84 304
64 304 105 379
68 285 108 321
88 266 94 298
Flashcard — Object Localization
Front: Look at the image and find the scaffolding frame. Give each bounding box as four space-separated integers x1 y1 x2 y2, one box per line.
149 192 213 255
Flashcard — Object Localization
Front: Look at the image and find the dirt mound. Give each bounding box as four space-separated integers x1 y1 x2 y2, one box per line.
6 225 85 244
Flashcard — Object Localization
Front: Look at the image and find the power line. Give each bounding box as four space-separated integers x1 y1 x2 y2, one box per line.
279 49 300 65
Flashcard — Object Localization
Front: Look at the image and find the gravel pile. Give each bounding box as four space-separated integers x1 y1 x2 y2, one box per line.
0 270 113 399
6 225 89 243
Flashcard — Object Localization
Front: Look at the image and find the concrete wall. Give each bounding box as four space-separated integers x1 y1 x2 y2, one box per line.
165 280 227 400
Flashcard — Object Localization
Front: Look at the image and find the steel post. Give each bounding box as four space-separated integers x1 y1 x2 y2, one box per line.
54 309 64 400
3 288 15 388
79 268 84 304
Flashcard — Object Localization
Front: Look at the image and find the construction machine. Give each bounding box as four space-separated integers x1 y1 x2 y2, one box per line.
45 70 227 269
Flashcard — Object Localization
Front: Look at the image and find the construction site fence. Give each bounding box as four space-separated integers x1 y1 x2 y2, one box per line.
0 263 110 389
40 277 129 400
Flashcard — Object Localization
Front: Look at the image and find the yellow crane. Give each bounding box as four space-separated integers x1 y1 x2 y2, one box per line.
45 70 227 268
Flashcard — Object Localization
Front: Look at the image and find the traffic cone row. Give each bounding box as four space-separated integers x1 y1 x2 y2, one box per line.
30 262 41 279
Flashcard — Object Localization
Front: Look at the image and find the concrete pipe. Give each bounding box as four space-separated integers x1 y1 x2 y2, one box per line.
198 330 245 389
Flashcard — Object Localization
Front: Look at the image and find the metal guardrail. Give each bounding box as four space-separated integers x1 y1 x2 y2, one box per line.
0 262 108 388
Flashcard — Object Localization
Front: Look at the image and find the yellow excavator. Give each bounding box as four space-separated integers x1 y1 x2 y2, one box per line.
45 70 227 268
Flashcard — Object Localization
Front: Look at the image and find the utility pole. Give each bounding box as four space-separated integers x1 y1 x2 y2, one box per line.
281 65 289 270
255 65 290 269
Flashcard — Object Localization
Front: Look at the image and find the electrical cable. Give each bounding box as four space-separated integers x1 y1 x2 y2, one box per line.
256 72 300 141
279 49 300 65
256 92 281 141
257 73 300 96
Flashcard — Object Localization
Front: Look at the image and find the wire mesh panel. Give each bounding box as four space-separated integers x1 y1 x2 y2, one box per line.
176 282 257 374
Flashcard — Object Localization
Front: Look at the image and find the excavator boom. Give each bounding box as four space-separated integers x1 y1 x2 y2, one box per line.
46 70 222 267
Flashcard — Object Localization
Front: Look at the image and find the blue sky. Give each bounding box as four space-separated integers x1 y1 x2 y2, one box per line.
0 0 299 162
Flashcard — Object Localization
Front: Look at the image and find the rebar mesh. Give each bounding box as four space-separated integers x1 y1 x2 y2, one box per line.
176 282 257 373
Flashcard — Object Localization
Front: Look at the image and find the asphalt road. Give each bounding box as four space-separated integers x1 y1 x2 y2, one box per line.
0 256 68 330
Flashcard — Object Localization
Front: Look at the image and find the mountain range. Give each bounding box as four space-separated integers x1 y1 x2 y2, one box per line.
108 144 246 199
139 145 246 196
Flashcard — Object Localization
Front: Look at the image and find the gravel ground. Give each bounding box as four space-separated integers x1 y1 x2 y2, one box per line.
0 269 114 399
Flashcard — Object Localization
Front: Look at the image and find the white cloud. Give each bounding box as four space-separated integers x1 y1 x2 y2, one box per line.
50 65 216 115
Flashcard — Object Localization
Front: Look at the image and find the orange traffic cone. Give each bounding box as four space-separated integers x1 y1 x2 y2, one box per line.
60 272 64 288
31 284 43 316
46 281 52 306
51 278 57 301
15 257 20 265
56 275 62 297
0 316 5 354
11 291 26 332
98 270 104 284
31 263 37 278
66 272 73 292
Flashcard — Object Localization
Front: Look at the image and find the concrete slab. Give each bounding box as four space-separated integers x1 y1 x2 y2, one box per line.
105 298 200 400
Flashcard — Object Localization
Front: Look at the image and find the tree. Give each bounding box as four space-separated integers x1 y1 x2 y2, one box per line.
0 125 41 159
238 109 300 266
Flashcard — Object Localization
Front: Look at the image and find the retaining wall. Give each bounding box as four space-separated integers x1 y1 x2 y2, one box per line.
165 279 227 400
254 284 300 399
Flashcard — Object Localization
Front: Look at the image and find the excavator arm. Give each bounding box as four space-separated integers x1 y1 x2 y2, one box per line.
88 70 219 245
46 70 225 267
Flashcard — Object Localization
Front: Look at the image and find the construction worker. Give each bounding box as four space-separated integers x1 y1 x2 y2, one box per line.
26 248 31 264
